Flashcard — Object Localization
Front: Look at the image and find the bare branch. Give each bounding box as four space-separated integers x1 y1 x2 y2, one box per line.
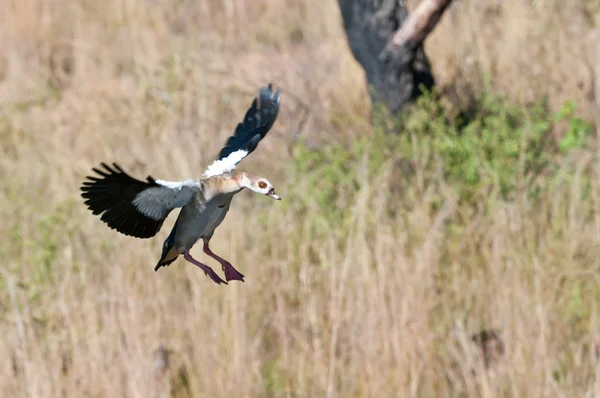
381 0 453 63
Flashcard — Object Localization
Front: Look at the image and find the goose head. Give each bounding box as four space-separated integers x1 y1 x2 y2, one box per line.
236 172 281 200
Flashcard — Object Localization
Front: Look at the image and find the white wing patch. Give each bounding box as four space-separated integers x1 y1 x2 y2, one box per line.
155 179 197 189
202 149 248 178
132 180 200 220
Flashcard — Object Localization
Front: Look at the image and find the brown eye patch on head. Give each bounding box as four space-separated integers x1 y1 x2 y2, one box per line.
258 181 267 189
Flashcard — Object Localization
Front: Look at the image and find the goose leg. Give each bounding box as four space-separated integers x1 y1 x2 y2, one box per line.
183 250 227 285
203 242 245 282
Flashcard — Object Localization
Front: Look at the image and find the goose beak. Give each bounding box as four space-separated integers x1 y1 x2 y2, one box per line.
267 189 282 201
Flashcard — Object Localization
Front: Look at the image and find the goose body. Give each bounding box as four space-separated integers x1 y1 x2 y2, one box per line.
81 84 281 284
175 188 233 250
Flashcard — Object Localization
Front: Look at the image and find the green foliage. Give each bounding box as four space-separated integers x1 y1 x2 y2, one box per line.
289 142 361 238
289 89 594 234
555 100 593 152
394 90 593 201
289 133 400 239
262 359 286 397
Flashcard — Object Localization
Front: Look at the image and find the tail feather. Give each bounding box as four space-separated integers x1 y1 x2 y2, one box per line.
154 222 180 271
154 256 178 271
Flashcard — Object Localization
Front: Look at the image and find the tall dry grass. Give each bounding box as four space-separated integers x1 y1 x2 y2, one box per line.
0 0 599 397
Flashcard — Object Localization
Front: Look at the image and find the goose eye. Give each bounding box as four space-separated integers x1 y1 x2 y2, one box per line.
258 181 267 189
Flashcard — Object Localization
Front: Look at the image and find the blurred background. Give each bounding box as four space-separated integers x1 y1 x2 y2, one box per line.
1 0 599 396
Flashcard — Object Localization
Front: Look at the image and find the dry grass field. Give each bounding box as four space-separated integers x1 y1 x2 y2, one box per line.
1 0 599 397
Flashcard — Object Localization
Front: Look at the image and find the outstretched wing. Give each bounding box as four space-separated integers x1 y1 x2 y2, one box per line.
203 83 281 178
80 163 199 239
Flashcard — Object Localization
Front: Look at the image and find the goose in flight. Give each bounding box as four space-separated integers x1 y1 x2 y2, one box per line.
80 84 281 285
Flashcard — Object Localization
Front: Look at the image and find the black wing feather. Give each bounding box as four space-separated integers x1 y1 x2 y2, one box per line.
80 162 166 239
217 83 281 161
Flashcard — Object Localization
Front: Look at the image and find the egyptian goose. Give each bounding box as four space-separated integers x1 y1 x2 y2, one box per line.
80 84 281 285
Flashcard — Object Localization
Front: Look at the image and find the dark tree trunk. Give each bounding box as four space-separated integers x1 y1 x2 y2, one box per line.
337 0 453 115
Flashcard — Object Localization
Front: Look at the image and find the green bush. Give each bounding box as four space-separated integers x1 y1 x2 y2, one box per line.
396 90 594 200
289 89 594 233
